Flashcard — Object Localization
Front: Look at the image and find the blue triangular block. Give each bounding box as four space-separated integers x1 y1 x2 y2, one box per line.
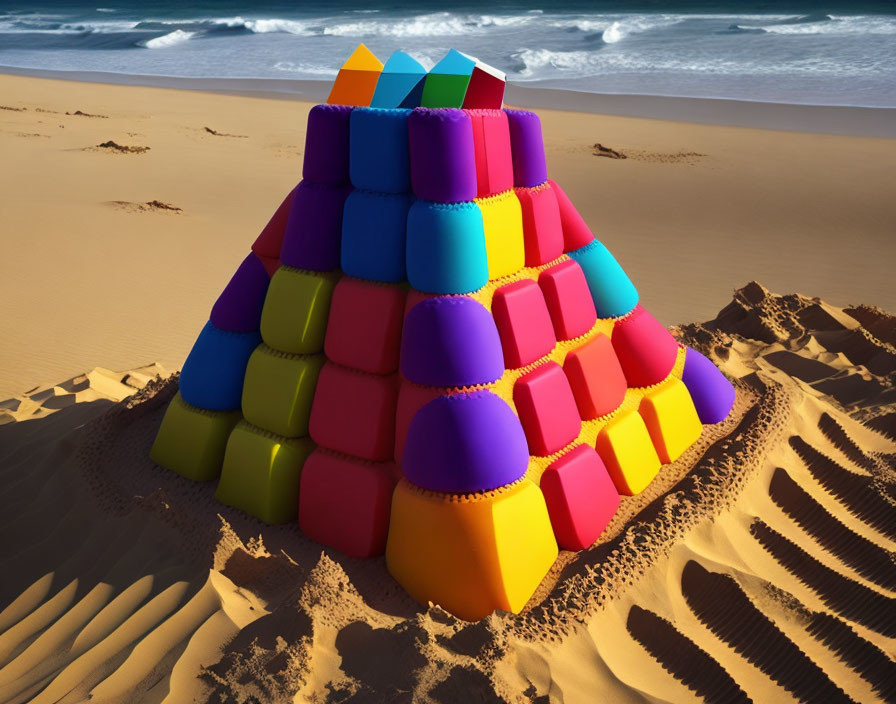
431 49 476 76
371 51 427 108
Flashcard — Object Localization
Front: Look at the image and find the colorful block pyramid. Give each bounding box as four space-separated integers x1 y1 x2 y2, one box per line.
151 46 736 621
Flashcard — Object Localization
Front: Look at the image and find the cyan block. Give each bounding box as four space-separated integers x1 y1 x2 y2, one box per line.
350 107 412 193
406 200 489 294
179 321 261 411
566 239 639 318
341 190 413 283
370 51 426 108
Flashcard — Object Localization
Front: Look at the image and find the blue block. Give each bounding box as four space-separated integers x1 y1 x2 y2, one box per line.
179 321 261 411
567 239 639 318
350 108 412 193
406 200 488 294
341 190 413 283
371 51 426 108
431 49 476 76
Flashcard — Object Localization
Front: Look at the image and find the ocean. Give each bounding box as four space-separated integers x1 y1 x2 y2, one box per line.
1 1 894 107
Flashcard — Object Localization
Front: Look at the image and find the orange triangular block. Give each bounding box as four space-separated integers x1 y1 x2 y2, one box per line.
327 44 383 106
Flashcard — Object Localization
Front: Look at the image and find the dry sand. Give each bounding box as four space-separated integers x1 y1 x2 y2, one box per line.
1 72 895 399
1 73 895 702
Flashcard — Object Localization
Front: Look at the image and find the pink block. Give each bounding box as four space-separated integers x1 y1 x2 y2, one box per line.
309 363 399 461
492 279 556 369
325 278 406 375
251 186 297 259
516 184 564 267
541 445 620 550
549 179 595 252
538 259 597 340
513 361 581 456
467 109 514 198
611 305 679 387
299 450 399 558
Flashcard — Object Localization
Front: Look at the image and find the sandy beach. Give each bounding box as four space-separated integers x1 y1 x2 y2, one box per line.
1 70 895 702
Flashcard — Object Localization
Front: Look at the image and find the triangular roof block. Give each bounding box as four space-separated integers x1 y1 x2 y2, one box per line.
151 55 737 622
370 51 427 109
463 60 506 109
327 43 383 107
420 49 477 108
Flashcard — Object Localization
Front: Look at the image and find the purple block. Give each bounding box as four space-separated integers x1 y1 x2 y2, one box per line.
505 109 548 188
302 104 353 186
209 253 270 332
402 390 529 493
279 180 351 272
682 347 736 424
408 108 477 203
401 297 504 388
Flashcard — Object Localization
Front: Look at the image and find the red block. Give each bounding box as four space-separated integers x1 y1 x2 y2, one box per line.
462 65 506 110
325 278 406 375
393 380 441 465
309 362 399 461
516 184 564 267
299 449 399 557
541 444 620 550
467 109 514 198
611 305 679 388
251 186 297 259
492 279 556 369
538 259 597 340
514 361 581 456
256 253 280 278
548 179 595 252
564 333 627 419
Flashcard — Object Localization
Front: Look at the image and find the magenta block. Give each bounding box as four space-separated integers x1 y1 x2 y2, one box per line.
302 104 352 186
279 181 351 272
541 445 620 550
682 347 736 424
402 390 529 493
401 296 504 388
491 279 556 369
505 109 548 188
611 305 679 388
514 362 582 457
210 253 270 333
408 108 477 203
538 259 597 341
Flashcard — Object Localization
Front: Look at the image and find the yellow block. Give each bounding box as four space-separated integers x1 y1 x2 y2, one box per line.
639 378 703 463
241 344 324 438
215 421 313 524
327 44 383 106
260 266 335 355
595 409 661 495
475 190 525 281
150 392 240 481
386 478 558 621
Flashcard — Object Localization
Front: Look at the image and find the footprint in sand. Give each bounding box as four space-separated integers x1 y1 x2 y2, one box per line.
106 200 182 213
90 140 151 154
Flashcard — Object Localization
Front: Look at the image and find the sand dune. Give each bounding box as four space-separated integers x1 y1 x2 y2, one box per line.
0 283 893 702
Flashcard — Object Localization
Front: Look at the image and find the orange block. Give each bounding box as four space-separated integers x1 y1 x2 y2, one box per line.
595 410 661 495
386 478 557 621
639 378 703 463
327 44 383 106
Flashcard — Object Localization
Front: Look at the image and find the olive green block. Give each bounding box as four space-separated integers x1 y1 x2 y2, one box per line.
150 392 240 481
242 344 324 437
260 266 335 354
420 74 471 108
215 421 313 524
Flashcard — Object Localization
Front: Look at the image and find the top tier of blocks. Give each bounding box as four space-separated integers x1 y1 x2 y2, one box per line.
328 45 506 110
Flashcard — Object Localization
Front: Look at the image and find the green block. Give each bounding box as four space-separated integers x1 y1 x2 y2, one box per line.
420 74 471 108
215 421 313 524
150 392 240 481
242 344 324 437
260 266 335 354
